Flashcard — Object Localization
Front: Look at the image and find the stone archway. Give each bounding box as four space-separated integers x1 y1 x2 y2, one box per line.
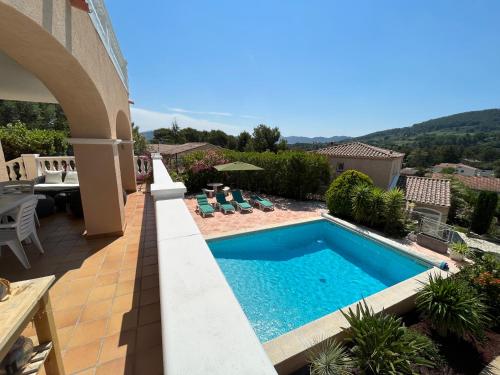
0 0 134 236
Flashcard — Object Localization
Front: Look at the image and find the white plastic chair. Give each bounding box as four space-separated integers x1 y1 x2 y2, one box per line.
0 197 44 269
0 180 40 227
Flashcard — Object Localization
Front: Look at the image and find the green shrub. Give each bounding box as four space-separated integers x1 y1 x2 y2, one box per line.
416 274 489 340
308 338 354 375
342 301 437 374
383 188 406 235
182 150 229 192
450 242 469 256
182 150 330 199
456 253 500 327
470 191 498 234
0 121 68 160
325 170 373 218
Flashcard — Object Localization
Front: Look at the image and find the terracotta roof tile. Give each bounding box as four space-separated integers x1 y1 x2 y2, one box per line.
315 142 404 159
398 176 451 207
433 173 500 193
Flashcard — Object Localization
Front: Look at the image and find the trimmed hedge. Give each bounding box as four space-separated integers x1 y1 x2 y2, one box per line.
0 121 68 160
181 150 330 200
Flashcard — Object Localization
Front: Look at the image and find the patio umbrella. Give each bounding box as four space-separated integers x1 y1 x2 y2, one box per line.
214 161 264 172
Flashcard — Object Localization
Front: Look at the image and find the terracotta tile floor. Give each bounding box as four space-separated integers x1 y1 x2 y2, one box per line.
185 192 328 237
0 191 162 375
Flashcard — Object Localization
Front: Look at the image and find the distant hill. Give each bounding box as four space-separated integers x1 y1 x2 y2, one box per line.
355 109 500 169
284 135 351 144
357 109 500 144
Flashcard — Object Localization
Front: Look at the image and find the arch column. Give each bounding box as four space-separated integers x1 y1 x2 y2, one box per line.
69 138 125 237
118 140 137 193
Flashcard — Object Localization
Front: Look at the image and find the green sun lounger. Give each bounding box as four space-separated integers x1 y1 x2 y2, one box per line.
196 194 215 217
250 194 274 210
231 189 253 212
215 192 235 214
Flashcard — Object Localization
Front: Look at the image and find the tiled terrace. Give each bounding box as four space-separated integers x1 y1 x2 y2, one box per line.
0 191 161 375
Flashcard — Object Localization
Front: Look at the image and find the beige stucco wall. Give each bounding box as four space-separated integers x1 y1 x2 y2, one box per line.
0 141 8 182
0 0 135 235
412 202 449 223
327 156 403 189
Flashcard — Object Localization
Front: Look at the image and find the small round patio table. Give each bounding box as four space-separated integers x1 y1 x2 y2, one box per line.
207 182 223 191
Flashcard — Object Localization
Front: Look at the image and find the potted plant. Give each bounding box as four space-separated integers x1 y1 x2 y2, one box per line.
449 242 469 261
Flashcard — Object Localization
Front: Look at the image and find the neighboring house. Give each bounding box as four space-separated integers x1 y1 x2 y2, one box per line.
315 142 405 189
477 169 495 177
433 173 500 193
147 142 221 169
432 162 478 176
397 175 451 223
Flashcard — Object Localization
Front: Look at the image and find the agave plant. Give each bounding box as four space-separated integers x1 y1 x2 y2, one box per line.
416 274 490 340
341 300 437 374
383 188 406 235
369 187 386 227
351 184 373 224
307 338 354 375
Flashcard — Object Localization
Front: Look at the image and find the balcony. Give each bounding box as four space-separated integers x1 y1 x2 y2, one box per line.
0 190 161 374
87 0 128 89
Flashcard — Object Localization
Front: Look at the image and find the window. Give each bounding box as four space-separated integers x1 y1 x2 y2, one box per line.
336 162 344 172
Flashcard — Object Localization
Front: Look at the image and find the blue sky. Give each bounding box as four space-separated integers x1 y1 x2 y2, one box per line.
107 0 500 137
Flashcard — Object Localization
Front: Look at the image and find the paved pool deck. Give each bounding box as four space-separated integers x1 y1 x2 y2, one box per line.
184 193 327 237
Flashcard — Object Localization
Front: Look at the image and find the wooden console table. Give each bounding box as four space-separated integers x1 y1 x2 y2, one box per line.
0 276 65 374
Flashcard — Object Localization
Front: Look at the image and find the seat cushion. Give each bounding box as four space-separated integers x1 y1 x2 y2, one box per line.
64 171 79 184
44 170 63 184
34 183 79 191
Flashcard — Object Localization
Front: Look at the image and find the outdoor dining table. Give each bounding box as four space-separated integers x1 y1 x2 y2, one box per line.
207 182 223 191
0 194 35 216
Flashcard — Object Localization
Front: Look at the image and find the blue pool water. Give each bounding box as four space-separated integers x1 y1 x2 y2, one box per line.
208 220 429 342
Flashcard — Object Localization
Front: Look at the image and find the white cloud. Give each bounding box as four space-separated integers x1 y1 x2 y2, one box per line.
131 107 245 135
168 107 233 117
240 114 260 119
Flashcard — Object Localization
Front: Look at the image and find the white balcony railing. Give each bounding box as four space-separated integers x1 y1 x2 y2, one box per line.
150 153 276 374
5 156 27 181
4 154 145 181
87 0 128 89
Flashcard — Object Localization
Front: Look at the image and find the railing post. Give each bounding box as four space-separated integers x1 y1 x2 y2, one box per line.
21 154 40 179
150 153 187 201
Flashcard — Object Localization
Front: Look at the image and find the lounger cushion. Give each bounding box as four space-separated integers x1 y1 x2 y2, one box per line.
220 203 235 212
199 204 215 215
238 202 253 210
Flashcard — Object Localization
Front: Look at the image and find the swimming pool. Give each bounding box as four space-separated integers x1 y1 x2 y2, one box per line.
208 219 430 342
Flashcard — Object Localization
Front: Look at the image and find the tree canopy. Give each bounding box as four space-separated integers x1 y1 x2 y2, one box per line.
0 99 69 132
